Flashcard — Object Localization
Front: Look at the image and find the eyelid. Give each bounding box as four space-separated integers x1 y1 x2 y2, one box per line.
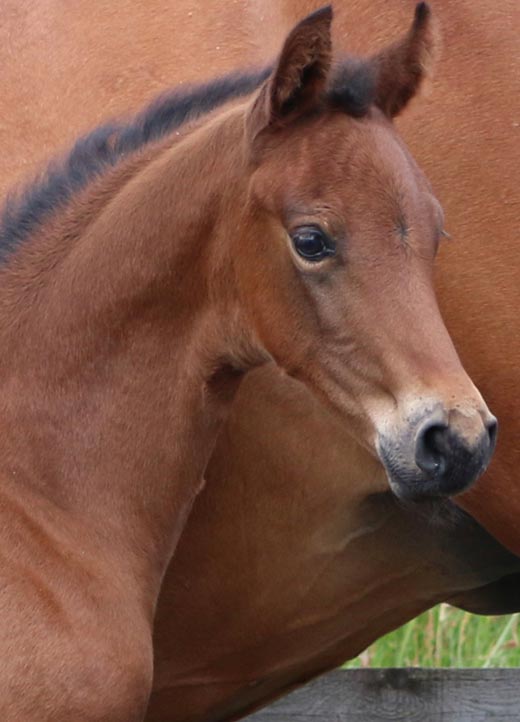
291 224 336 247
285 203 344 233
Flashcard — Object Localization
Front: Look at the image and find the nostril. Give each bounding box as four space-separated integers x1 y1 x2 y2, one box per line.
415 423 449 478
486 417 498 450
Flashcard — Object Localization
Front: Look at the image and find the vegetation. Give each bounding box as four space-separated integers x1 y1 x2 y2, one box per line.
345 606 520 668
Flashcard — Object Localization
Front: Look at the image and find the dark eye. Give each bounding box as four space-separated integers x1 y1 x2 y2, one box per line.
290 226 336 262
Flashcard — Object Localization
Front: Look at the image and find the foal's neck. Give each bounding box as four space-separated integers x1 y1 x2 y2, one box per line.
0 107 257 614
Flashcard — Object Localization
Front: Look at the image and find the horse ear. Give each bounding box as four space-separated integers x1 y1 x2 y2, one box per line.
248 6 333 138
372 2 438 118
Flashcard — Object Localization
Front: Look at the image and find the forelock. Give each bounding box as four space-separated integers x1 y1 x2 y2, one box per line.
327 58 377 118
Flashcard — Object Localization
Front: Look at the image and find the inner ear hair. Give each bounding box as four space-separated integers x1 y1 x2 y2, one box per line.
270 5 333 119
248 5 333 139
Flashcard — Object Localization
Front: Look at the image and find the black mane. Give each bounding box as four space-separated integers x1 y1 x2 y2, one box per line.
0 59 374 260
0 68 271 259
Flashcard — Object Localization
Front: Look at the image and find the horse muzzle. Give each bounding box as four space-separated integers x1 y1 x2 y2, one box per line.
377 405 498 500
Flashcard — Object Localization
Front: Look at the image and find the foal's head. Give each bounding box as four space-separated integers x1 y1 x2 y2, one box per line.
0 5 493 504
231 4 496 499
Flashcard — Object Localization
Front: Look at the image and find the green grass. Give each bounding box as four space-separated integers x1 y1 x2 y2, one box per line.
344 606 520 668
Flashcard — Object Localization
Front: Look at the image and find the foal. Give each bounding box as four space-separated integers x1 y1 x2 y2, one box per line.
0 5 495 720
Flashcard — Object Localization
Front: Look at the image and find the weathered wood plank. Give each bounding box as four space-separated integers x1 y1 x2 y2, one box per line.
247 669 520 721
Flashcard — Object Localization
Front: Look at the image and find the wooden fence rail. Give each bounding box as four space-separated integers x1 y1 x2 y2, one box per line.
247 668 520 721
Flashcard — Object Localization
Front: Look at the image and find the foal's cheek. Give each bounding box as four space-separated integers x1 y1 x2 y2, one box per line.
231 225 307 363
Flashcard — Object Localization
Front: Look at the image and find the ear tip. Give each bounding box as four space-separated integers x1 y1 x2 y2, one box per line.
414 2 431 27
321 4 333 20
307 4 334 27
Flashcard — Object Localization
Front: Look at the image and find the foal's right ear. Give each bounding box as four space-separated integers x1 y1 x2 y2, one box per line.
247 6 333 140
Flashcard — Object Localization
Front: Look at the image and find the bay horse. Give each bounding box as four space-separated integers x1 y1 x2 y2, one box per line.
151 4 520 715
1 0 518 550
0 1 511 719
0 5 501 720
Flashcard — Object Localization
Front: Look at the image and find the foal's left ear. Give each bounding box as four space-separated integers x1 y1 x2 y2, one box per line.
372 2 438 118
248 6 333 138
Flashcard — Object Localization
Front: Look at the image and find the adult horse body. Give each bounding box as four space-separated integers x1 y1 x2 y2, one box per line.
0 5 502 720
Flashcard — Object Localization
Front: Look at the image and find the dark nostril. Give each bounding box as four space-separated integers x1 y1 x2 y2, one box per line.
415 423 449 478
486 417 498 450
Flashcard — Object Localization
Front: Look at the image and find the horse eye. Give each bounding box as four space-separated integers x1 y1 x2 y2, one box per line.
291 226 335 262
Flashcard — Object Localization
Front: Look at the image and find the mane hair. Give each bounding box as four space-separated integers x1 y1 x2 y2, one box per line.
0 68 271 259
328 58 376 118
0 58 374 260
